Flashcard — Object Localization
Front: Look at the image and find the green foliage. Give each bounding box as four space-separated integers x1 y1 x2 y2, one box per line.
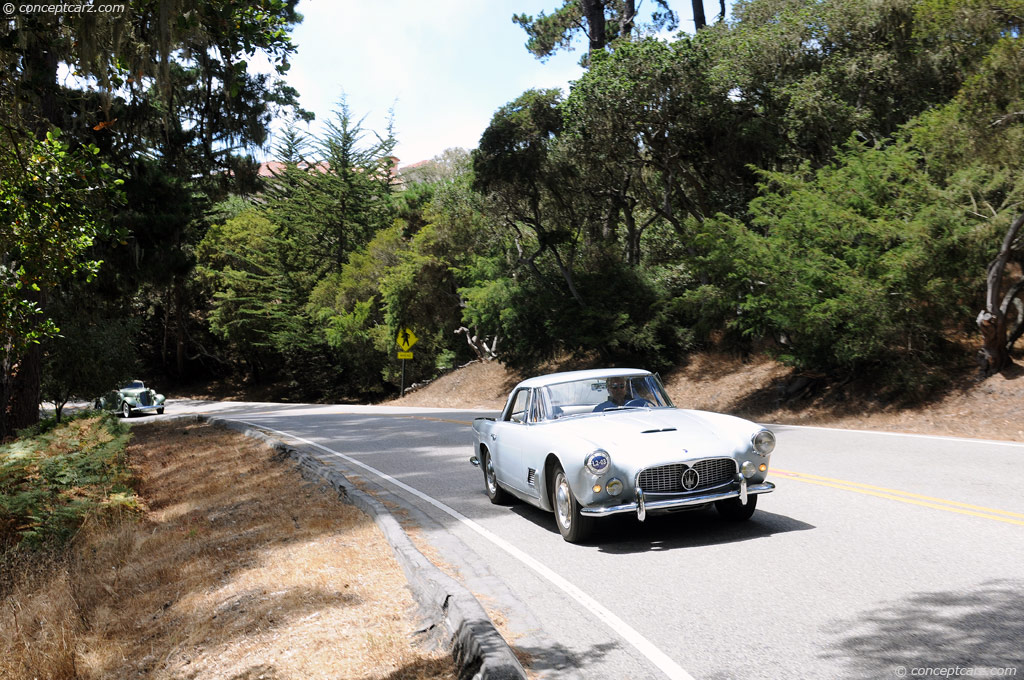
0 413 136 550
0 130 122 360
710 138 984 385
513 0 677 63
197 209 296 381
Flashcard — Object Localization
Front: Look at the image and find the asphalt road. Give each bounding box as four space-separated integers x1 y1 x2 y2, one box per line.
118 399 1024 679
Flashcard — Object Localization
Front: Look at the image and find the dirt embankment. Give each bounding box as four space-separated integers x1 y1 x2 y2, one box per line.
388 353 1024 443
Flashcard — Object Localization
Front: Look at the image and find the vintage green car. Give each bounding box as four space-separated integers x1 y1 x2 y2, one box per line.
94 380 166 418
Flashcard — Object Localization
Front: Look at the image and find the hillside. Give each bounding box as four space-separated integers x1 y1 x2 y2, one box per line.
388 352 1024 443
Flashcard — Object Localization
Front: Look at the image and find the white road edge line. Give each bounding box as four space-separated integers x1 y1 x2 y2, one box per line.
238 419 697 680
766 423 1024 448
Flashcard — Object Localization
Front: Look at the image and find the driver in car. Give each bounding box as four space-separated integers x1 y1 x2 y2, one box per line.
593 377 630 412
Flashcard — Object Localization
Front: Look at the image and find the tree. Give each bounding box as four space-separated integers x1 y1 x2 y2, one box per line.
196 210 289 382
474 89 590 307
513 0 678 63
562 36 759 263
1 0 306 433
709 138 983 391
41 294 139 422
0 130 121 438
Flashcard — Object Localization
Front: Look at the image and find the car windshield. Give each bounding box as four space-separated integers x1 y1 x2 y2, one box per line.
122 381 145 389
537 374 673 420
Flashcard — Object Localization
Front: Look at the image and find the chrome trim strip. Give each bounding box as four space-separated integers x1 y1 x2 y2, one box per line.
580 481 776 517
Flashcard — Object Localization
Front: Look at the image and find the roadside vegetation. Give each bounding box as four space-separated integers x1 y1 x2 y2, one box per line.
0 417 456 680
4 0 1024 439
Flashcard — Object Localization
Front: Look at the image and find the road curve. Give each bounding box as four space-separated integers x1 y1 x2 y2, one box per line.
132 400 1024 679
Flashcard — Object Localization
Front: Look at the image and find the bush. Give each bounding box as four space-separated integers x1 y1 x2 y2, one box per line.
0 413 137 550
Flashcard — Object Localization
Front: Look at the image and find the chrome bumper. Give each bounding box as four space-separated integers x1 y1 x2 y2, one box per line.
580 480 775 519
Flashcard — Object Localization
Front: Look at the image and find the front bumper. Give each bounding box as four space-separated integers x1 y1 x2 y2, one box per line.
580 479 775 520
128 403 164 413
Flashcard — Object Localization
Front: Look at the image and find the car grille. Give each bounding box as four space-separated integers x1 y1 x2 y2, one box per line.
638 458 736 493
138 392 152 406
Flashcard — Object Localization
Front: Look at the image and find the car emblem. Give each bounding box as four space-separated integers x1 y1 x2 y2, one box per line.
681 467 700 491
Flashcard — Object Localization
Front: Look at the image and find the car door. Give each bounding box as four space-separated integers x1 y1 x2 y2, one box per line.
490 388 534 495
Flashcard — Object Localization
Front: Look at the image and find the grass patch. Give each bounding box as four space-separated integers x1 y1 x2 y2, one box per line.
0 411 138 550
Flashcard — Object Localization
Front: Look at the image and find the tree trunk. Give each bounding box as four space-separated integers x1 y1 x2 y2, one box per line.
3 345 42 438
977 212 1024 376
977 309 1009 376
174 276 186 377
620 0 636 40
582 0 607 55
692 0 707 31
2 18 62 438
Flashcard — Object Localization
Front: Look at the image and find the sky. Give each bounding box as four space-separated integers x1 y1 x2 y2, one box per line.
253 0 715 168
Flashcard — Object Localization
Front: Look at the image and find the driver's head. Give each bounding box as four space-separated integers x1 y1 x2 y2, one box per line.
607 377 628 404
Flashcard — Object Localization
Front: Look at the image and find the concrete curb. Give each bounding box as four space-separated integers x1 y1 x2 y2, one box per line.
172 414 527 680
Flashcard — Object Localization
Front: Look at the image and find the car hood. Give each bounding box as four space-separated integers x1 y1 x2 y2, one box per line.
554 409 757 463
120 388 150 395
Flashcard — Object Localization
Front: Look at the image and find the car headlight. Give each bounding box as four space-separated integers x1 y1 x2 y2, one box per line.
585 449 611 476
752 429 775 456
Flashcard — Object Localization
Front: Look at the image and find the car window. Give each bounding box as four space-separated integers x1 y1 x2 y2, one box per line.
505 389 530 423
538 374 674 417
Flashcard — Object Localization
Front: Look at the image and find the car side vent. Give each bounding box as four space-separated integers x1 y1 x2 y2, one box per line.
641 428 677 434
527 468 537 488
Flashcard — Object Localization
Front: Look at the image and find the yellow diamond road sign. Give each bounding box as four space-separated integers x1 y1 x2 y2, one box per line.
396 328 418 351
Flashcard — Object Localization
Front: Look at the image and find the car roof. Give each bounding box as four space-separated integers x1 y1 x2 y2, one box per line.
515 368 651 389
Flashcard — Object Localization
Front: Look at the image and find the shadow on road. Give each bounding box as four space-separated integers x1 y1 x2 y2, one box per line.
824 579 1024 676
506 502 815 553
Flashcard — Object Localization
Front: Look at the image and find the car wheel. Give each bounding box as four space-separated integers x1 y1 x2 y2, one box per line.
157 407 164 415
482 448 511 504
121 402 132 418
715 494 757 521
551 463 594 543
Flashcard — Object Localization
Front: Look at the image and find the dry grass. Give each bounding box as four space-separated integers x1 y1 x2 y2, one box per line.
0 421 457 680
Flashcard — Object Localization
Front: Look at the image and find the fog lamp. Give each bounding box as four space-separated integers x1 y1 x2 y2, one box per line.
606 478 623 496
741 461 757 478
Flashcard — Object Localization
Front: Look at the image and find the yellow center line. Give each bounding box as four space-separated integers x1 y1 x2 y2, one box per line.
774 468 1024 527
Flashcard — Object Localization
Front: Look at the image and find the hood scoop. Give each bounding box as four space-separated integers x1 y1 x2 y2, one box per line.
641 427 677 434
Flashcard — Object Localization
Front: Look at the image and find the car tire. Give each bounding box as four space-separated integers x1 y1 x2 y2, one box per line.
157 407 164 415
482 448 512 505
715 494 757 521
121 402 132 418
551 463 594 543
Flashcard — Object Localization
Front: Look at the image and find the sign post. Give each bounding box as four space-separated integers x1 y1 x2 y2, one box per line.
396 328 418 395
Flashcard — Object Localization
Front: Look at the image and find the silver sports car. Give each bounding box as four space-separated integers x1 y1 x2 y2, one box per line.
471 368 775 542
